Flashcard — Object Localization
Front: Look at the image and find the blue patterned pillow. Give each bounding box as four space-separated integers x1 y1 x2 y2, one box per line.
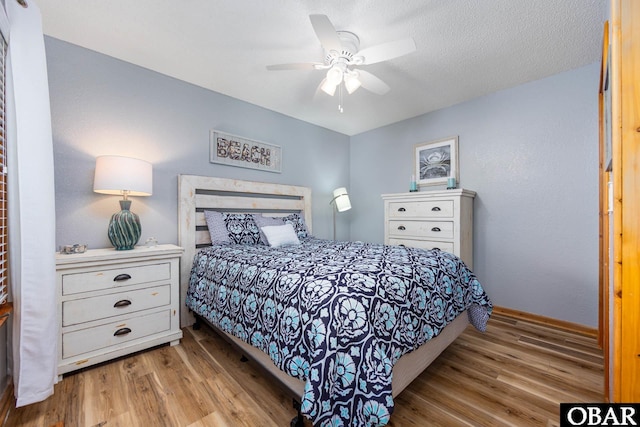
283 213 309 239
204 211 231 244
223 213 262 245
253 214 285 245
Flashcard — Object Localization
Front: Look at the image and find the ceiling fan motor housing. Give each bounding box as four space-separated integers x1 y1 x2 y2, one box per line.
325 31 361 65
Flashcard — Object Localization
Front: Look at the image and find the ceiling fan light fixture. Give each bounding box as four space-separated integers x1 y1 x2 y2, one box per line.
321 79 338 96
326 66 344 85
344 72 362 94
266 14 417 101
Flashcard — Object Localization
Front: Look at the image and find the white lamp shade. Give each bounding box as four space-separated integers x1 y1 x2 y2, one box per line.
333 187 352 212
93 155 153 197
344 72 362 94
321 78 338 96
326 67 344 85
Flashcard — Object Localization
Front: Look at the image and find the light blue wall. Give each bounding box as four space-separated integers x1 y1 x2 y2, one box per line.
349 63 600 327
47 35 600 327
46 37 351 248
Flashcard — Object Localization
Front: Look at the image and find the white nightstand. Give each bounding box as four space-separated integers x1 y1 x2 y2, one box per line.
55 244 184 377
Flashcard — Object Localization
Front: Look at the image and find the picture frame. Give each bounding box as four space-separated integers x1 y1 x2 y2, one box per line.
414 136 459 187
210 130 282 173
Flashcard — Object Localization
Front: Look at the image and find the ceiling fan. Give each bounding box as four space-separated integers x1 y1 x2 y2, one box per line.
266 14 416 98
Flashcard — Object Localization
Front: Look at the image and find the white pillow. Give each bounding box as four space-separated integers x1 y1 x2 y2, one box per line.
260 223 300 247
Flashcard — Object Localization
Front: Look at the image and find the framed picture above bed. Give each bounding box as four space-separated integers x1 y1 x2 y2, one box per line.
414 136 458 187
210 130 282 173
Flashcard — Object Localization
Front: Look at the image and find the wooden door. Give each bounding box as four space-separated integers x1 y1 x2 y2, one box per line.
601 0 640 402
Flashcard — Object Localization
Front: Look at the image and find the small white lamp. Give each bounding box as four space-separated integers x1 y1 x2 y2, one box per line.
330 187 351 241
93 155 152 250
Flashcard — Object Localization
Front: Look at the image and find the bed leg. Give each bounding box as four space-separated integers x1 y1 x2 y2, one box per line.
290 399 304 427
193 317 202 330
240 355 248 362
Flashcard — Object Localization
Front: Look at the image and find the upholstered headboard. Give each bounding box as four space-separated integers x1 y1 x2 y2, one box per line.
177 174 312 326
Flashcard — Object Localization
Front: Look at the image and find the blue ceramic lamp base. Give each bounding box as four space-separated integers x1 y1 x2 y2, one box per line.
108 199 141 250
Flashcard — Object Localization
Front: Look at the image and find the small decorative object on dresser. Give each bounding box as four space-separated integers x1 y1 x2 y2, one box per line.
409 175 418 192
55 244 183 378
382 189 475 269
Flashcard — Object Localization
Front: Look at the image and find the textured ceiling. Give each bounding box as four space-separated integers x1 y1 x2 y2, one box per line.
39 0 607 136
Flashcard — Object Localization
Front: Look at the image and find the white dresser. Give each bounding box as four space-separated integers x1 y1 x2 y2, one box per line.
55 244 184 377
382 189 476 268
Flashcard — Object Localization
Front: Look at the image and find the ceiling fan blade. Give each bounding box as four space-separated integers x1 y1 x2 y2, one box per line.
357 38 416 65
266 63 322 71
355 69 390 95
309 14 342 52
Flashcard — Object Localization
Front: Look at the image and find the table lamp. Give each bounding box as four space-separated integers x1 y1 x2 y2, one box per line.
93 155 152 250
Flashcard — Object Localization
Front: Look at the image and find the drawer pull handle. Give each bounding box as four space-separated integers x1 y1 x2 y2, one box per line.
397 225 406 231
397 207 406 212
431 227 441 232
431 207 441 212
113 327 132 337
113 299 132 308
113 274 132 282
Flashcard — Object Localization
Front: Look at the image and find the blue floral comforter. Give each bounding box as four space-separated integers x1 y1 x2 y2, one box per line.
185 238 492 426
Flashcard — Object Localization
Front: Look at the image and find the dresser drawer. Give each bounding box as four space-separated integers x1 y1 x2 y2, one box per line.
383 190 474 269
388 200 454 218
62 309 171 359
388 220 454 239
388 238 454 253
62 284 171 326
62 262 171 295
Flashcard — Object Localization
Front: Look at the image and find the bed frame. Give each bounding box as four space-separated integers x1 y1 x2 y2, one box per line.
177 174 470 418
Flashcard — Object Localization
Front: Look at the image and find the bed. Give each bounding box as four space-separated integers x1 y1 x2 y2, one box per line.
178 175 492 427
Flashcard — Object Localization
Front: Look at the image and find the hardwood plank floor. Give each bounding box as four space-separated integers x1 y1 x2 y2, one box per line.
4 313 603 426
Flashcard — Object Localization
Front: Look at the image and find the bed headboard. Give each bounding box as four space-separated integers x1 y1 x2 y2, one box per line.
178 174 312 326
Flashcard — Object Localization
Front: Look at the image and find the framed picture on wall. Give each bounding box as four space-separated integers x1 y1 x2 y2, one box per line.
414 136 459 187
210 130 282 173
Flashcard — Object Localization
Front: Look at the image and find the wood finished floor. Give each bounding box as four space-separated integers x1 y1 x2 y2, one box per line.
4 313 604 426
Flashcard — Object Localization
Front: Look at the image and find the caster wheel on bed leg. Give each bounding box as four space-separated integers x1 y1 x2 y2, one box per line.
291 400 304 427
191 311 202 330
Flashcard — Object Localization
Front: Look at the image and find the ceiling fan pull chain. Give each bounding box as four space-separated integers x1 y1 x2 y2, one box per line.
338 84 344 113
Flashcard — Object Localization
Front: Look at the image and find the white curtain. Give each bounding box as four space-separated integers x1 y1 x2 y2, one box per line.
5 0 58 406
